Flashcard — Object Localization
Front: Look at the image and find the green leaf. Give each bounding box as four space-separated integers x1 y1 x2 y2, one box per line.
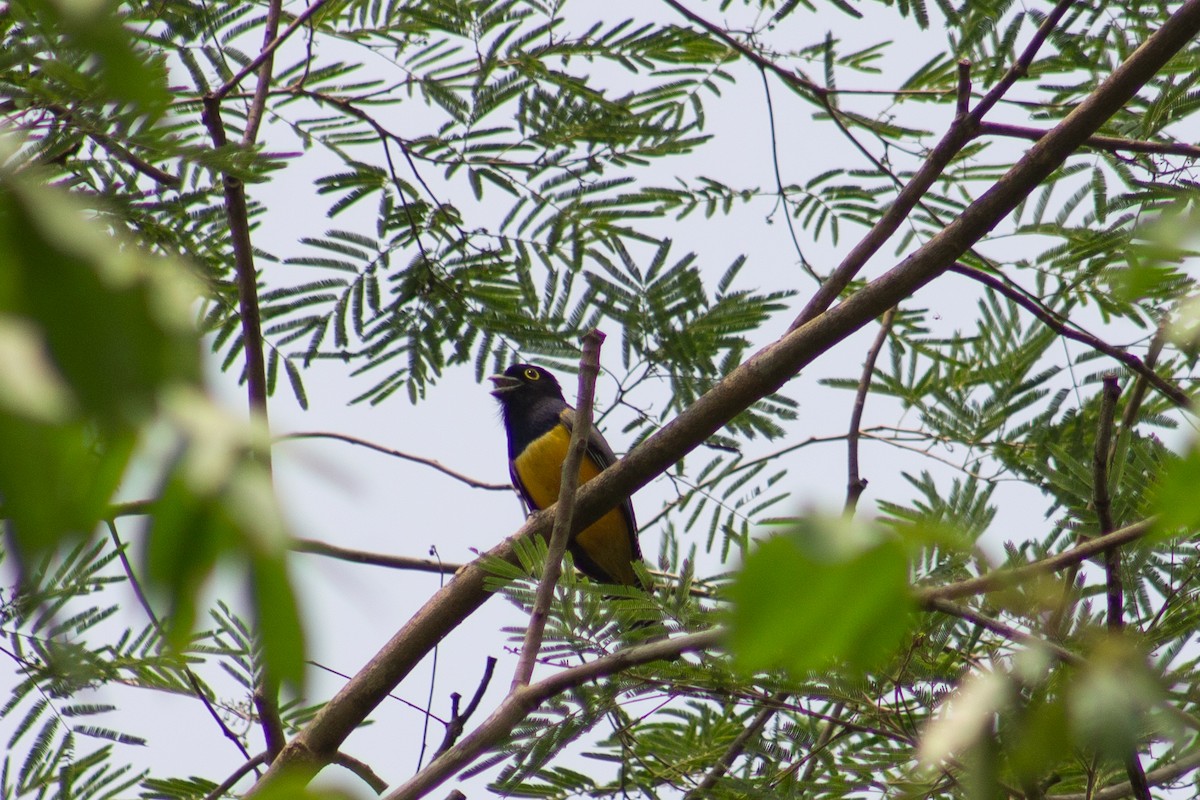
728 515 916 675
251 554 307 689
1152 446 1200 530
1066 635 1165 761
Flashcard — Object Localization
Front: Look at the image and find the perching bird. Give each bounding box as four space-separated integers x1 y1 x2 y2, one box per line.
489 363 646 588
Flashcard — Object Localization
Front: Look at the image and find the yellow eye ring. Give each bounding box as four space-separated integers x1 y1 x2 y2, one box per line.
524 368 540 381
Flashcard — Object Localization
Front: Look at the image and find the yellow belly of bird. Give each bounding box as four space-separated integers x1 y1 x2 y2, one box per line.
513 425 636 586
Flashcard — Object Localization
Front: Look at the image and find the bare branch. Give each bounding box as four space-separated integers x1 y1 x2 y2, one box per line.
918 518 1155 603
948 264 1190 408
846 308 896 512
279 431 510 491
979 120 1200 159
204 752 269 800
331 751 388 794
1094 374 1122 626
433 657 497 760
211 0 333 102
242 0 282 145
293 539 463 574
512 329 605 690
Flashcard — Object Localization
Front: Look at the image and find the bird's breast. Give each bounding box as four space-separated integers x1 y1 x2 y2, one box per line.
513 424 602 509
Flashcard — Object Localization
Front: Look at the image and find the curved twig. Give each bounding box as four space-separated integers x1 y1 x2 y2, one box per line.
279 432 510 491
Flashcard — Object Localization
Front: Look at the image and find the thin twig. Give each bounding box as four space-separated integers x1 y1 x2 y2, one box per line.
684 692 787 798
760 67 813 277
846 308 897 512
512 330 606 690
433 657 498 760
294 538 464 574
204 752 269 800
308 661 447 722
948 264 1190 408
279 432 510 491
211 0 333 101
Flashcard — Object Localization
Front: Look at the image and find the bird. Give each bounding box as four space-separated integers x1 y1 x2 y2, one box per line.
489 363 647 589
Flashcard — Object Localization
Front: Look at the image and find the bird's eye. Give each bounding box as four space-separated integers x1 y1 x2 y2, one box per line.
524 368 540 381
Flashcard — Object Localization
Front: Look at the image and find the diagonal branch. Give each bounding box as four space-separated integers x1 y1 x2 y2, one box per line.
948 264 1190 408
918 518 1155 603
684 692 787 798
789 0 1080 330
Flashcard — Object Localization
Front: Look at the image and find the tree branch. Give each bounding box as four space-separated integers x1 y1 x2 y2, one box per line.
106 521 255 763
331 751 388 794
846 308 896 512
205 753 270 800
242 0 282 145
211 0 333 102
918 518 1155 603
684 692 786 798
512 330 605 690
279 431 510 491
432 656 497 760
790 0 1079 330
979 120 1200 159
948 264 1190 408
293 538 464 574
1094 374 1122 629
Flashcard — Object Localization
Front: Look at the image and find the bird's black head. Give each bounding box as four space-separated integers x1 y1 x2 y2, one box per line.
487 363 566 403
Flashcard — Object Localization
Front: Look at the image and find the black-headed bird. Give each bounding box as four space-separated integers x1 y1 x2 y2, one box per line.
489 363 647 589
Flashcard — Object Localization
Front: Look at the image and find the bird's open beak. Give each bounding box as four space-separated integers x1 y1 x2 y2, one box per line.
488 374 521 396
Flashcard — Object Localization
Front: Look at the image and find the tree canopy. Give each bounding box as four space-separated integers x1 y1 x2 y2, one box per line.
4 0 1200 798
